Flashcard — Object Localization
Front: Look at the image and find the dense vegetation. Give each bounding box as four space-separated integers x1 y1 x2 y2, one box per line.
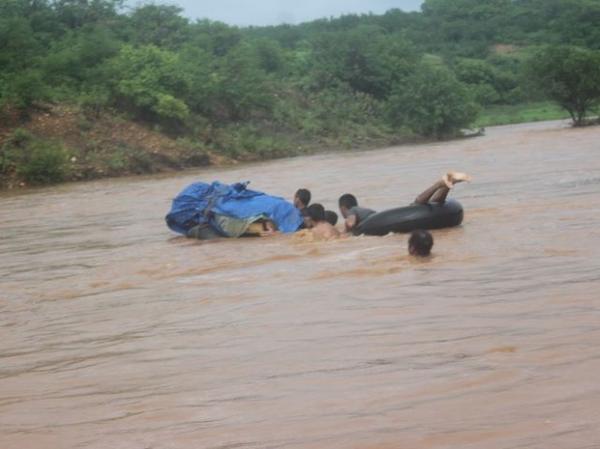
1 0 600 187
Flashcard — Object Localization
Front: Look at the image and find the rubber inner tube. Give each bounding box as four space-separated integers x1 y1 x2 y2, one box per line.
354 200 464 236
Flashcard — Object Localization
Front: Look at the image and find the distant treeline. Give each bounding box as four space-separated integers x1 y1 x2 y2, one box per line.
1 0 600 185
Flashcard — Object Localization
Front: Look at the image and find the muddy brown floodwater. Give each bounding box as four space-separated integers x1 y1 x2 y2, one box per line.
2 120 600 449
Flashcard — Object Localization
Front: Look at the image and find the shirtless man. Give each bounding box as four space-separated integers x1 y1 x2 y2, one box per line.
304 203 340 239
339 171 471 232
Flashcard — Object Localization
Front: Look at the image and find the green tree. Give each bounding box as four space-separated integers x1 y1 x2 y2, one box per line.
309 25 419 99
452 58 521 105
106 45 190 124
2 70 50 110
0 17 42 72
43 25 121 88
509 0 600 49
211 43 274 121
52 0 123 30
527 45 600 125
421 0 512 56
190 20 242 56
128 4 189 49
177 44 217 116
251 38 285 73
388 60 479 137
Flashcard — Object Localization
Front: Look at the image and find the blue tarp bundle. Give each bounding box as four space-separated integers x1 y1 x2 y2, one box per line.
165 181 303 236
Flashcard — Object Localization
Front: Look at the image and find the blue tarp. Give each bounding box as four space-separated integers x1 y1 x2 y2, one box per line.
165 181 303 236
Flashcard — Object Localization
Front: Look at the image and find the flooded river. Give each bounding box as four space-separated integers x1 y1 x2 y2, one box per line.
2 120 600 449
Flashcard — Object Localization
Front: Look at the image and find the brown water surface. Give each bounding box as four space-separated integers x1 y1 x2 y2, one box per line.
2 121 600 448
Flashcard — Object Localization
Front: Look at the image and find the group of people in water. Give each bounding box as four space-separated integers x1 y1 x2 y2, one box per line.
263 171 471 257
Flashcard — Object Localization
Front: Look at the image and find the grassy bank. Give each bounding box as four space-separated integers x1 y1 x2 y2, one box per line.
0 104 402 190
1 101 588 191
474 102 570 127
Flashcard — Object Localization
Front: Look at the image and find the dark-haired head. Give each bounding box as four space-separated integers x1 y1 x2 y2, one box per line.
306 203 325 226
324 210 338 226
294 188 311 209
338 193 358 217
408 230 434 257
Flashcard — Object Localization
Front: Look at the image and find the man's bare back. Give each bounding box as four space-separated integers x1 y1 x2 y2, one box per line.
311 221 340 239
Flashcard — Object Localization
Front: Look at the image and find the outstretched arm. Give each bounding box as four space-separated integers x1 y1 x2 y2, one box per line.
344 214 357 232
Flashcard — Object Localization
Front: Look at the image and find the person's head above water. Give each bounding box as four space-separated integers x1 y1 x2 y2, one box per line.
305 203 325 227
304 204 341 239
324 210 338 226
338 193 358 218
408 230 434 257
294 188 311 209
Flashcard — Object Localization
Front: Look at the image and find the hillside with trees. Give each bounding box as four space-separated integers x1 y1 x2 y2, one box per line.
1 0 600 188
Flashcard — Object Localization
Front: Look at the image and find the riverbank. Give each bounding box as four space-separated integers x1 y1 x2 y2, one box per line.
474 101 571 127
0 102 588 191
0 103 412 190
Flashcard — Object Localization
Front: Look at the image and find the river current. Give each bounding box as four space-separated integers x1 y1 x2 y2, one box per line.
1 120 600 448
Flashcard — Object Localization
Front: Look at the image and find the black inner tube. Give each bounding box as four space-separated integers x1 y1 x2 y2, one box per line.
354 200 464 236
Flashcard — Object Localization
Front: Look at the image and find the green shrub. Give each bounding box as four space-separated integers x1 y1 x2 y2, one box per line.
108 45 191 123
272 84 387 142
5 70 50 111
388 60 479 138
79 88 110 118
526 45 600 125
10 127 34 145
17 140 70 184
0 128 34 175
106 146 128 172
176 137 210 166
2 130 70 186
154 93 189 121
212 124 293 160
129 149 155 173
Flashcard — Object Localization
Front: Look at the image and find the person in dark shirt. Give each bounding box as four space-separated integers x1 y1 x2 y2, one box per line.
339 171 471 232
338 194 375 232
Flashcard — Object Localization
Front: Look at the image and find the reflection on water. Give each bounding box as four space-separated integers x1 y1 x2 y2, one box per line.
2 120 600 448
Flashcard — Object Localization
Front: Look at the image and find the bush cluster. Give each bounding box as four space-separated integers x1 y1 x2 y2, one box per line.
1 129 70 185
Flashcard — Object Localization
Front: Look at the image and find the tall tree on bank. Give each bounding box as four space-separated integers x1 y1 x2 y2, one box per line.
388 59 479 138
527 45 600 125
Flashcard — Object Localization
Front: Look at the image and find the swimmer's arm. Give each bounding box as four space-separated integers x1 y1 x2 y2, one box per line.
329 227 341 238
246 221 278 237
259 229 279 237
344 214 357 232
